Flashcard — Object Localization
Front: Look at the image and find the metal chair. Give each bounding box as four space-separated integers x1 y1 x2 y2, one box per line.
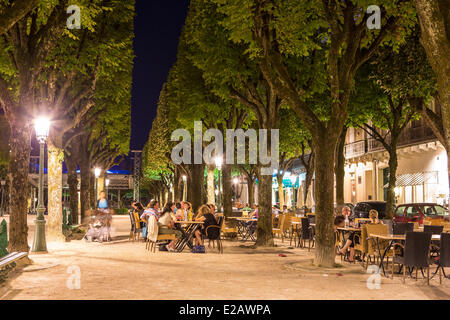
392 222 414 235
431 232 450 284
206 216 225 254
423 225 444 235
391 231 432 284
300 217 314 251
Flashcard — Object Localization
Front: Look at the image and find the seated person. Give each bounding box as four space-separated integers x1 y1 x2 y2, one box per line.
341 206 353 221
368 209 381 225
193 205 218 247
249 204 258 219
282 205 288 213
158 202 182 252
207 204 218 218
174 202 183 220
335 215 359 263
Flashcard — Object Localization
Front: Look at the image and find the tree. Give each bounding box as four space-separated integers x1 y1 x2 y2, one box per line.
213 0 415 266
0 0 39 35
352 34 435 218
0 1 69 251
413 0 450 203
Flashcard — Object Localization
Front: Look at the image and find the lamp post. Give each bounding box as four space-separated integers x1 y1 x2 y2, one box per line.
182 175 187 201
215 157 223 212
0 180 5 217
289 174 297 209
32 117 50 252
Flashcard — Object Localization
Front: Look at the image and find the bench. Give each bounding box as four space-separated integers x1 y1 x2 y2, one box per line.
0 252 28 283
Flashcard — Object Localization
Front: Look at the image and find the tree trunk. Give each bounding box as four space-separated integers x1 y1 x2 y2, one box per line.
248 179 255 207
276 174 284 207
415 0 450 203
90 173 96 209
255 170 274 246
335 126 347 209
7 122 31 252
304 166 314 207
222 163 232 217
386 146 398 219
173 167 181 202
65 152 79 225
189 164 204 213
206 164 215 206
314 135 338 268
46 143 65 242
79 154 91 223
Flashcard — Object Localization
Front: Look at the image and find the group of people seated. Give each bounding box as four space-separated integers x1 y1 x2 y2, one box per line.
129 200 221 252
334 206 382 262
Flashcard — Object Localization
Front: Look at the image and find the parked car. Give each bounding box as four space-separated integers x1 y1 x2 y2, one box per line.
393 203 450 224
352 201 390 220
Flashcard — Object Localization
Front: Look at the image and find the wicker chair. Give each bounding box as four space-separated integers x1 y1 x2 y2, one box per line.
272 215 286 241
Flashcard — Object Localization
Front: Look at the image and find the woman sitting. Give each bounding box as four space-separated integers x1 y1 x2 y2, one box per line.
158 202 182 252
140 199 160 239
335 215 359 263
193 205 218 248
368 209 381 224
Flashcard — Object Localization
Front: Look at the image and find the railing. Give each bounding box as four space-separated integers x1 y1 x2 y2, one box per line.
342 124 438 157
344 140 365 159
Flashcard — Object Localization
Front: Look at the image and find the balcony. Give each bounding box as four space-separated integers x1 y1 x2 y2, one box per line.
367 125 436 153
344 140 365 159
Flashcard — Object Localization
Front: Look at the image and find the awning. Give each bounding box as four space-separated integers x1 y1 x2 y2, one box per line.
383 171 438 188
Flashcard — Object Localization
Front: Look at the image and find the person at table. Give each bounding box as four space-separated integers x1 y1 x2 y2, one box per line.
335 215 358 263
193 205 218 247
368 209 382 224
158 202 182 252
341 206 353 221
97 191 109 211
207 204 218 218
174 202 183 220
182 201 193 221
250 204 258 219
140 199 160 239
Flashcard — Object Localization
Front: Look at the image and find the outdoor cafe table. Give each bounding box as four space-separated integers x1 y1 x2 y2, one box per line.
369 233 441 277
229 217 257 241
173 221 204 252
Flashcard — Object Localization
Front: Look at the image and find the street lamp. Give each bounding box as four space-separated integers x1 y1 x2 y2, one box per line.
32 117 50 252
289 174 297 209
215 157 223 212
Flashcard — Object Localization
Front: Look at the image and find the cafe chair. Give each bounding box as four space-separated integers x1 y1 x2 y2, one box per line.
147 233 176 253
290 216 302 247
272 215 286 241
431 233 450 284
391 231 432 285
221 218 238 240
129 210 141 242
392 222 414 235
423 225 444 235
366 224 394 265
300 217 315 251
206 216 225 254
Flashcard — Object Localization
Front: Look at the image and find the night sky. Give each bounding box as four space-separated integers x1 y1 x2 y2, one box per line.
130 0 189 151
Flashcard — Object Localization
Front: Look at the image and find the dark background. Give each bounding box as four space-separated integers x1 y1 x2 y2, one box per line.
130 0 189 151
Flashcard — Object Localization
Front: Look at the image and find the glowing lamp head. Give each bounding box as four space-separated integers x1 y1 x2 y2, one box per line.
233 178 238 184
94 167 101 178
105 179 110 187
34 117 50 143
182 175 187 181
215 189 219 196
215 156 223 170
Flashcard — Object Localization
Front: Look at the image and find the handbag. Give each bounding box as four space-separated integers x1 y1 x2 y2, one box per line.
192 245 205 253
